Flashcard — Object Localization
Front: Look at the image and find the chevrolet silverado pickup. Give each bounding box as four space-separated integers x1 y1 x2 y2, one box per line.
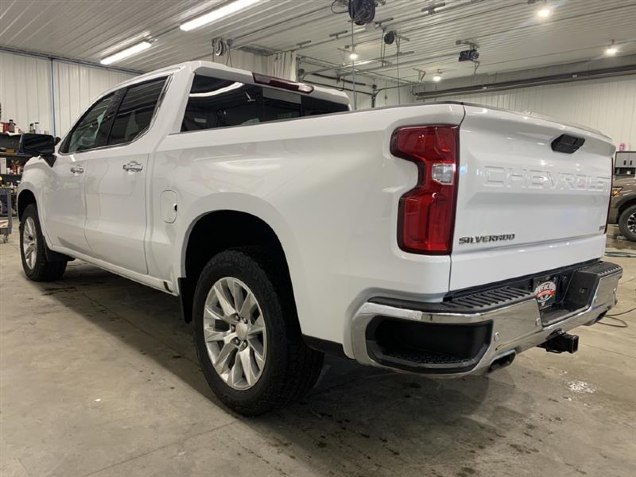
609 176 636 241
17 61 623 415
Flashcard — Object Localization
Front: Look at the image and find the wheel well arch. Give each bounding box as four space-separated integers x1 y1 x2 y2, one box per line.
618 197 636 218
17 189 36 220
180 210 296 322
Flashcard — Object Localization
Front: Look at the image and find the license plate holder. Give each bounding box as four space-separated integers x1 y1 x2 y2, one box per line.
533 276 558 310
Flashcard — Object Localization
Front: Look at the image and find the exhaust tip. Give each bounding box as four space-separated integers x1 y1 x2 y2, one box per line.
489 352 516 373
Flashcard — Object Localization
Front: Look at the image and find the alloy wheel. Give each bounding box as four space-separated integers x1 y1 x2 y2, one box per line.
203 277 267 390
22 217 38 270
628 211 636 234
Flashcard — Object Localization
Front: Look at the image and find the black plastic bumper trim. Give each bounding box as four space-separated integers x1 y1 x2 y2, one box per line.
365 318 492 374
303 336 349 360
371 286 533 314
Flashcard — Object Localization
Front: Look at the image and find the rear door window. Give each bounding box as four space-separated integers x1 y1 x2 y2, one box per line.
108 77 167 146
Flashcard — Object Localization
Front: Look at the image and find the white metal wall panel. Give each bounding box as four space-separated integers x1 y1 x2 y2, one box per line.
1 49 295 138
373 86 416 109
343 86 415 110
53 62 135 136
423 75 636 148
0 51 53 134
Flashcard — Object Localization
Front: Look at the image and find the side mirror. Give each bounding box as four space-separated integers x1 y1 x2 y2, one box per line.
54 136 62 146
18 133 56 157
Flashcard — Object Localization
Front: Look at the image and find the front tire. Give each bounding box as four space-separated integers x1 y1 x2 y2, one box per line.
20 204 67 281
618 204 636 242
193 249 323 416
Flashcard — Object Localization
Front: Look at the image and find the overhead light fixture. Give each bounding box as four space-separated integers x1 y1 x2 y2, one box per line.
422 2 446 14
100 41 152 65
605 41 619 56
433 73 442 82
352 59 377 66
180 0 263 32
536 6 552 18
342 58 377 67
349 51 359 61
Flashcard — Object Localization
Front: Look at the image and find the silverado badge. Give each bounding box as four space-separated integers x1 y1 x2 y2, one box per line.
458 234 516 245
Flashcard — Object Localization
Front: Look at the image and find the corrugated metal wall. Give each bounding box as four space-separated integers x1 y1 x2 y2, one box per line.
0 51 54 134
1 49 294 137
421 75 636 149
3 49 635 149
346 86 416 110
0 51 136 136
53 61 134 136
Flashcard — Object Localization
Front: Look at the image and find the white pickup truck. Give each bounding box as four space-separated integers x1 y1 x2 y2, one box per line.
18 61 623 415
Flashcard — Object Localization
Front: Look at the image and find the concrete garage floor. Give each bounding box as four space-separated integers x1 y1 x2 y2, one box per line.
1 238 635 477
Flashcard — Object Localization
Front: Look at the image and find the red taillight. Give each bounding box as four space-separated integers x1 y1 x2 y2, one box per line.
391 125 459 254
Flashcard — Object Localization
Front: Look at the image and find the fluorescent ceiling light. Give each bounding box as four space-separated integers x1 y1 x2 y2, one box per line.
422 2 446 14
190 82 243 97
605 46 618 56
605 43 618 56
536 6 552 18
100 41 152 65
181 0 262 32
350 59 376 66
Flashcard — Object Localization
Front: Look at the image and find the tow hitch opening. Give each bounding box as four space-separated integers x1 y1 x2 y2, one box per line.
538 331 579 354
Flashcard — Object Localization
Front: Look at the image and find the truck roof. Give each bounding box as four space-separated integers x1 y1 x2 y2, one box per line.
100 60 351 108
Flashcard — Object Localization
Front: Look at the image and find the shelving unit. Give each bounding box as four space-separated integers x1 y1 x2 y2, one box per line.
0 188 12 242
0 133 32 218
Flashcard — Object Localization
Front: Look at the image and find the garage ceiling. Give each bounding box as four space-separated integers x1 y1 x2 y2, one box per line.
1 0 635 85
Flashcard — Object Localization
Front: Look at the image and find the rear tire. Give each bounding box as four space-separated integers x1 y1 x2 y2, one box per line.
618 204 636 242
20 204 67 281
193 248 323 416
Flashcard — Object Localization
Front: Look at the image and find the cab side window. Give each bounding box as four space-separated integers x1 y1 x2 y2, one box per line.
62 94 115 153
108 78 166 146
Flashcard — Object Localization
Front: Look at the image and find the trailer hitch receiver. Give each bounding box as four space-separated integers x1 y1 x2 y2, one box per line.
538 331 579 354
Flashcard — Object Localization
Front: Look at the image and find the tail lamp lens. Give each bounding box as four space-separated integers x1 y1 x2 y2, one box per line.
391 126 459 254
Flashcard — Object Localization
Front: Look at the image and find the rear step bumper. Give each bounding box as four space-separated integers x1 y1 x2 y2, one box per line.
351 261 622 376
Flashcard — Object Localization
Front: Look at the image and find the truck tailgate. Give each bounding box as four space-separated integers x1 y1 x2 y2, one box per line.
450 105 615 291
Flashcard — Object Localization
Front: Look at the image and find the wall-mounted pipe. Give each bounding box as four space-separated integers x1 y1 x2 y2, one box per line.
308 72 370 88
414 65 636 100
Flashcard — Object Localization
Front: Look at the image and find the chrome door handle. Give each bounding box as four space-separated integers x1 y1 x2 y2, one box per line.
123 161 143 173
70 165 84 174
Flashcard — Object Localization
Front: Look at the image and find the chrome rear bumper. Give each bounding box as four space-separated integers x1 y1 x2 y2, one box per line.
351 261 622 376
